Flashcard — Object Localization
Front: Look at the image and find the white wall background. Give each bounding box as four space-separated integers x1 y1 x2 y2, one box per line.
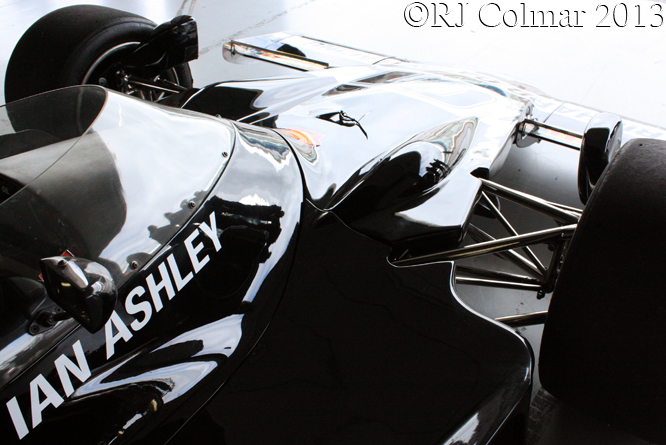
1 0 665 128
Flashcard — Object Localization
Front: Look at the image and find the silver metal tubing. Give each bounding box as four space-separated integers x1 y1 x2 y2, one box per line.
550 202 583 215
545 241 564 285
522 119 582 139
480 178 580 224
481 192 546 274
455 266 541 285
525 133 581 151
456 276 542 291
83 42 138 84
467 225 544 279
521 119 583 150
495 311 548 327
127 75 187 94
536 238 568 299
394 224 576 266
225 41 329 71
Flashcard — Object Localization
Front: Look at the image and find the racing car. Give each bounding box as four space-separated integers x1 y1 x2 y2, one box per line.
0 5 664 444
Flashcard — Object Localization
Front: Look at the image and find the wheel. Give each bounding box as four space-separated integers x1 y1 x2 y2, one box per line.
5 5 193 103
577 113 623 204
540 138 666 442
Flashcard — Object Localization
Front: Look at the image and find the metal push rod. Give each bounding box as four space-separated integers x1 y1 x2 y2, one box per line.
467 225 544 279
520 119 582 150
394 224 576 266
455 266 541 285
456 276 542 291
481 192 547 274
495 311 548 327
479 178 580 224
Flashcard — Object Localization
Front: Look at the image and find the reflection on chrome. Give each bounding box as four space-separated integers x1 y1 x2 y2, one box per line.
73 357 217 405
442 413 480 445
0 321 77 390
155 314 243 358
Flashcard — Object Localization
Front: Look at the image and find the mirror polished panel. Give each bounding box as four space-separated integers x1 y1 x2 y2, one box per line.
0 87 235 288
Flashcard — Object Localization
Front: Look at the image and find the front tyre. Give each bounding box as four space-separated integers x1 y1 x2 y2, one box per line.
540 138 666 442
5 5 193 103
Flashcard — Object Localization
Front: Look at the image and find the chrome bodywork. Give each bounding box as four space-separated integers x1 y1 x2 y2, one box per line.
225 32 666 144
3 23 666 445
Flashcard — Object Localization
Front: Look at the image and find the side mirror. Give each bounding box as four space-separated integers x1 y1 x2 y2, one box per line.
578 113 623 204
40 257 117 333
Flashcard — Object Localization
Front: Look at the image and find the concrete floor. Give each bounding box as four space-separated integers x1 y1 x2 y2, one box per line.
1 1 664 444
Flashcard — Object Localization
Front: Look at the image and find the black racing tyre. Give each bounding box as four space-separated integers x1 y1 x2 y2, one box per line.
5 5 193 103
576 113 623 204
576 148 594 204
540 138 666 442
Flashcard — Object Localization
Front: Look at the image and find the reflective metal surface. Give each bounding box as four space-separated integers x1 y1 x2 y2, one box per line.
223 33 401 69
518 118 583 150
0 87 235 288
396 224 575 266
496 311 548 327
168 202 532 445
8 22 666 445
481 191 545 273
224 39 329 71
0 37 540 444
0 93 302 443
218 24 666 445
479 178 580 224
467 224 544 278
185 61 533 253
456 276 542 292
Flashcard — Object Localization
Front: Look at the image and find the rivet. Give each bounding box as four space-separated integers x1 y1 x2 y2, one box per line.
130 261 139 270
188 201 196 209
222 152 229 158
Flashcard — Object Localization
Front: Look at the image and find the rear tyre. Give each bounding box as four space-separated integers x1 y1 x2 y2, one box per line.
5 5 192 103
